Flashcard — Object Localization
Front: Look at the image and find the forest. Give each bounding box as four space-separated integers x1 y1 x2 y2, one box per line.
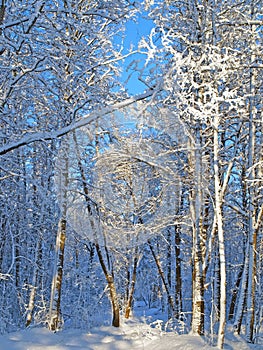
0 1 262 349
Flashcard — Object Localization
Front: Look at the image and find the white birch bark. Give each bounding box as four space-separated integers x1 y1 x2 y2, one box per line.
48 141 69 331
213 113 227 349
25 237 41 327
190 130 204 335
125 247 139 319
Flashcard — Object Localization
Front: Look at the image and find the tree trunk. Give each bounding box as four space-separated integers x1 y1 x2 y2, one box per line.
228 267 243 321
175 224 182 318
0 0 5 37
95 243 120 327
48 142 69 331
214 113 227 350
233 240 249 334
148 240 175 314
213 245 220 323
125 247 139 319
108 275 120 327
167 228 173 318
48 218 67 331
189 129 204 336
25 238 42 327
233 158 250 333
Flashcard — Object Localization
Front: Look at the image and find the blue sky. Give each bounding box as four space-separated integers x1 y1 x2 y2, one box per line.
121 15 154 95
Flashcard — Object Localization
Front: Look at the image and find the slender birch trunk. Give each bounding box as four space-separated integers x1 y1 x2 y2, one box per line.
167 228 173 318
48 142 69 331
125 247 139 319
245 126 257 344
190 129 204 335
213 113 227 349
175 224 182 318
148 240 175 313
25 238 42 327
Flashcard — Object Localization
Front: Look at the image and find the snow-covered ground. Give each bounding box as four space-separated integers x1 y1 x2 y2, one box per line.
0 319 262 350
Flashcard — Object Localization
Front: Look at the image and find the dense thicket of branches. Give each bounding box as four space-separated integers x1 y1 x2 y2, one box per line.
0 0 262 348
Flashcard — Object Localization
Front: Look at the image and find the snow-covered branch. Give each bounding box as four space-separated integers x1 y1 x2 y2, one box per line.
0 89 157 156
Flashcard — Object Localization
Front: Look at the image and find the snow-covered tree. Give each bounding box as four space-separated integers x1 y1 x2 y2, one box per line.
142 0 262 346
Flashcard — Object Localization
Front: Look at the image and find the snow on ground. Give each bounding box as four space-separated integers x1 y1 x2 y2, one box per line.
0 319 262 350
0 325 209 350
